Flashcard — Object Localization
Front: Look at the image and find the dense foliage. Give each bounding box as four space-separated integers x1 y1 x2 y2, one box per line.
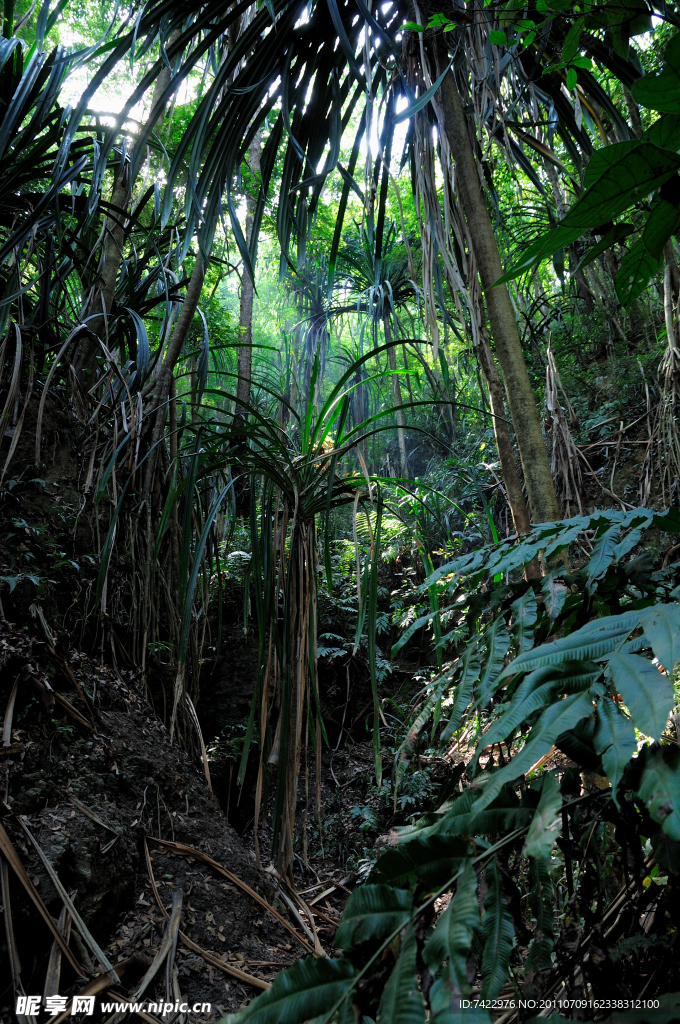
3 0 680 1018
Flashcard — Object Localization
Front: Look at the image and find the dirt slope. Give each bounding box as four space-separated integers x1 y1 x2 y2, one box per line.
0 624 306 1021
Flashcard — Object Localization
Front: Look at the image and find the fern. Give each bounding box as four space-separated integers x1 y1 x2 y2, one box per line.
525 856 555 984
424 862 482 1016
335 885 412 950
510 590 537 654
376 927 426 1024
223 959 357 1024
477 616 511 708
481 858 514 999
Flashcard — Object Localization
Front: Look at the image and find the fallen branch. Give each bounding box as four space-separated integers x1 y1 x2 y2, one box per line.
144 838 271 992
147 835 315 955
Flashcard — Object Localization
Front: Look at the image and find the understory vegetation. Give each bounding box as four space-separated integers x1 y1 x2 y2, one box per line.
3 0 680 1020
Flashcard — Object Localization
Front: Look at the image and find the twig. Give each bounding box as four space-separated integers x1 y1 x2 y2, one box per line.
143 839 270 992
0 821 83 977
148 836 315 955
18 818 119 983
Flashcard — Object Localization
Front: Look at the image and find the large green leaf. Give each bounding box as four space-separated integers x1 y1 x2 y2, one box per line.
583 140 640 190
223 958 357 1024
525 857 555 978
477 617 511 707
615 241 661 308
562 145 680 230
424 860 479 999
575 222 635 274
482 661 599 751
480 858 514 1000
633 35 680 112
523 773 562 860
473 690 599 813
541 571 568 620
500 612 639 679
376 927 425 1024
369 835 473 889
335 885 411 951
644 112 680 151
643 199 680 259
495 225 582 285
510 590 537 654
637 745 680 841
640 603 680 673
585 523 622 593
594 697 637 805
441 637 481 742
608 653 673 741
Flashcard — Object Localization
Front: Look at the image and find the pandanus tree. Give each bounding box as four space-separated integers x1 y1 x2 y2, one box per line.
232 345 409 872
337 223 415 476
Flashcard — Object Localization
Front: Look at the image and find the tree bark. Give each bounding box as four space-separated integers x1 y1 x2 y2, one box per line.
622 85 643 140
235 133 262 418
384 317 408 476
143 253 207 498
475 328 541 578
431 32 560 524
75 33 181 375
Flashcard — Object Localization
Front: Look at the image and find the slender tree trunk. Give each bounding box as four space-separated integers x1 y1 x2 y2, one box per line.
430 32 560 524
475 329 541 578
622 85 643 140
75 33 181 375
143 253 207 498
384 317 408 476
235 133 262 417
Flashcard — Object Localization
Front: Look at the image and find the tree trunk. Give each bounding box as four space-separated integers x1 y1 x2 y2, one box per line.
235 133 262 418
75 33 181 375
143 252 207 498
384 317 408 476
431 32 560 525
475 328 541 578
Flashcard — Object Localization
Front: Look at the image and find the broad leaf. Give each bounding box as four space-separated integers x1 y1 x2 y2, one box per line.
637 745 680 841
335 885 411 951
377 927 425 1024
523 773 562 860
525 857 555 979
583 140 640 190
477 617 511 707
500 612 639 678
441 637 482 742
223 958 356 1024
615 241 661 308
480 858 514 999
643 199 680 259
510 590 538 654
562 145 680 230
482 661 598 750
633 35 680 112
644 112 680 151
640 603 680 673
594 697 636 805
369 835 473 890
608 653 673 741
585 524 622 593
495 225 582 285
473 690 599 813
575 222 635 274
424 860 479 997
541 571 568 620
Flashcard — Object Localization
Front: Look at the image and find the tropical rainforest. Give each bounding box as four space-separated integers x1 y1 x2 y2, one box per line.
2 0 680 1021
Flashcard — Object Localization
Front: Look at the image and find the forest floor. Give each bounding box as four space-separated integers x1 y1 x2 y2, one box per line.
0 621 361 1022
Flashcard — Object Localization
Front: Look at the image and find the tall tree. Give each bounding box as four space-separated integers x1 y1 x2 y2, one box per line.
235 132 262 418
429 30 560 525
